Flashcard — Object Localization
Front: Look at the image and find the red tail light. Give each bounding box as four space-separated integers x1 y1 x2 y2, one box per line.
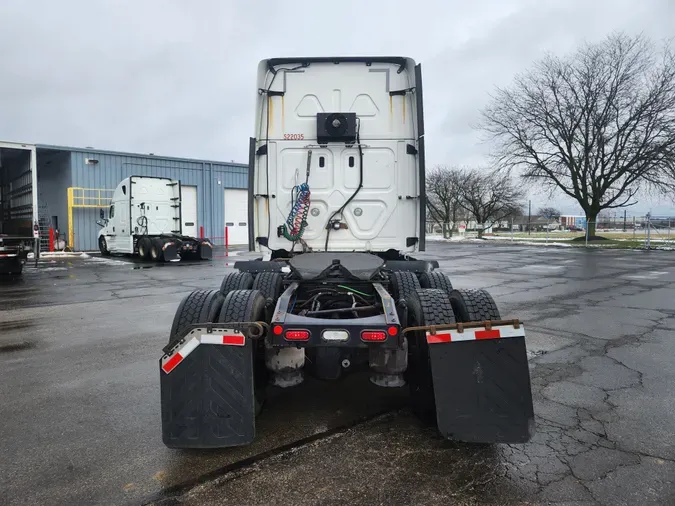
387 326 399 336
272 325 283 335
361 330 387 342
285 329 310 341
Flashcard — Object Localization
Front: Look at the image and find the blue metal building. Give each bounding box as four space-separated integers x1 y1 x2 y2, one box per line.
35 144 248 251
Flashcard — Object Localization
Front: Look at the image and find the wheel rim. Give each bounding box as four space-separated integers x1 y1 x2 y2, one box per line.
151 247 158 259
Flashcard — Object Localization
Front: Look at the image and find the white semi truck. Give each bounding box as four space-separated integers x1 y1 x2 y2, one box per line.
160 56 535 449
97 176 212 262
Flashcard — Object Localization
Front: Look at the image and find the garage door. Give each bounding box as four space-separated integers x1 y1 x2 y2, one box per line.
224 189 248 245
181 185 198 237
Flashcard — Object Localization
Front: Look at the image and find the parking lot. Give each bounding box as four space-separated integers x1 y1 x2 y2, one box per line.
2 243 675 506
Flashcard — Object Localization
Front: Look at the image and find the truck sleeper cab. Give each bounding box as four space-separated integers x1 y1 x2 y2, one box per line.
159 57 535 450
97 175 212 261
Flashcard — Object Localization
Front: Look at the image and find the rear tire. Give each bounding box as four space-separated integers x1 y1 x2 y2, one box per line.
419 271 453 296
219 271 254 296
150 238 165 262
448 289 501 322
168 289 221 346
405 288 456 423
218 289 268 416
251 272 283 301
138 237 152 261
390 271 421 301
207 292 226 322
252 271 284 321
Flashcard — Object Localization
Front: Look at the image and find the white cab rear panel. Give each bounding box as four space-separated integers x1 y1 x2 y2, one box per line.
128 176 181 236
251 57 425 254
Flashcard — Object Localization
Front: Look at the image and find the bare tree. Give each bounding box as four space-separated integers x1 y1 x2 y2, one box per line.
458 169 525 238
479 32 675 237
537 206 562 219
426 165 467 237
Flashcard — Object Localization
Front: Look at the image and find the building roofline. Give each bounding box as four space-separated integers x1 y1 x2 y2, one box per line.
32 142 248 168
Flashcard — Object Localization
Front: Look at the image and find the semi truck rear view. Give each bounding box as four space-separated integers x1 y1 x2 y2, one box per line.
97 176 212 262
159 56 535 449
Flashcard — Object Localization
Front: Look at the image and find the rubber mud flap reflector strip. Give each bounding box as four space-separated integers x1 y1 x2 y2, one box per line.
161 330 247 373
426 324 525 344
201 334 246 346
161 337 200 373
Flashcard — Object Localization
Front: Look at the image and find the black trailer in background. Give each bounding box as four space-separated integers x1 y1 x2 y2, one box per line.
0 142 39 274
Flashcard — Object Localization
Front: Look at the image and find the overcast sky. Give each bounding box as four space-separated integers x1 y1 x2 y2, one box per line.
1 0 673 214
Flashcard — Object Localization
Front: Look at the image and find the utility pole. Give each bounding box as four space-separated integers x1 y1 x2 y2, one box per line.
623 209 627 232
528 200 531 236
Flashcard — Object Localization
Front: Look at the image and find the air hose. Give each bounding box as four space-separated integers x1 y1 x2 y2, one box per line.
280 150 312 242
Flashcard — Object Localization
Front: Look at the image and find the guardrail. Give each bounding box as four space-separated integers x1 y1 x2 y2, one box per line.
67 187 114 249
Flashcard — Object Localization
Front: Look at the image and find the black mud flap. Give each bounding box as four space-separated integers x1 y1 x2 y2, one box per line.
429 336 535 443
199 243 213 260
160 339 255 448
163 243 179 262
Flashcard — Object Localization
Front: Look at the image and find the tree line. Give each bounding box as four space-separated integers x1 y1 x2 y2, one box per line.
426 165 524 237
428 32 675 239
426 165 565 237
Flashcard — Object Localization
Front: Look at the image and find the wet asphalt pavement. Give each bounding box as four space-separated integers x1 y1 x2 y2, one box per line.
1 243 675 505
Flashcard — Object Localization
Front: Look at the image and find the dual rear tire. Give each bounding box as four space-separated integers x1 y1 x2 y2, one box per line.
169 286 270 416
390 269 454 301
150 239 165 262
137 237 167 262
404 285 501 423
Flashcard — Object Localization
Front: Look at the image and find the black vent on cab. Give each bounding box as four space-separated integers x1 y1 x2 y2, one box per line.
317 112 357 145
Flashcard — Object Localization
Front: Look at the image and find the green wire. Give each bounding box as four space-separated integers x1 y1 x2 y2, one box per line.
337 285 374 297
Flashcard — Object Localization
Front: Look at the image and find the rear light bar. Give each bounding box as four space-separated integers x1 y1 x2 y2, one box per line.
285 329 310 341
361 330 387 342
271 326 398 343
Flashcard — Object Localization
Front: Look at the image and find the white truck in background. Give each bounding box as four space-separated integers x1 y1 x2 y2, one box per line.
97 176 212 262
